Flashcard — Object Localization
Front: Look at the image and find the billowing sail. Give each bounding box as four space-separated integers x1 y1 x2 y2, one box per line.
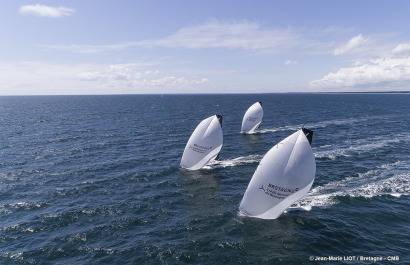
180 115 223 170
241 102 263 134
239 128 315 219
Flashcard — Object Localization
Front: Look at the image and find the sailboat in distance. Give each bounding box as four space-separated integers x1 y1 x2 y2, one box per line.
180 115 223 170
241 102 263 134
239 128 315 219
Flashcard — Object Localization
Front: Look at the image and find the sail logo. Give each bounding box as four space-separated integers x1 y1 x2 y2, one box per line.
189 143 212 154
247 117 258 122
268 183 299 193
259 183 299 200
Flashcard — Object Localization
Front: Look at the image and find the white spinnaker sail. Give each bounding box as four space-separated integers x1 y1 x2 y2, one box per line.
180 115 223 170
239 129 315 219
241 102 263 134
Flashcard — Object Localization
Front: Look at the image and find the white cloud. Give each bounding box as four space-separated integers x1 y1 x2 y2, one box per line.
153 20 305 53
19 4 75 18
40 20 336 54
309 57 410 90
0 62 92 95
79 63 160 82
41 43 137 54
285 60 298 65
78 71 101 81
79 64 208 89
0 61 209 95
310 38 410 91
333 34 370 55
392 42 410 56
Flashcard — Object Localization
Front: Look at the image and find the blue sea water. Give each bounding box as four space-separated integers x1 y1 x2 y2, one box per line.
0 94 409 264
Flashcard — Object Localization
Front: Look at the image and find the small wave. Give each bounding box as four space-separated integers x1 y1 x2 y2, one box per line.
314 148 351 160
1 252 25 263
284 205 312 213
291 160 410 210
78 246 116 255
1 224 36 233
204 154 262 169
2 201 52 211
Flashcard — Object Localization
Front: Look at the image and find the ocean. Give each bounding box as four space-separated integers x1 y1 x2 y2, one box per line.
0 94 409 264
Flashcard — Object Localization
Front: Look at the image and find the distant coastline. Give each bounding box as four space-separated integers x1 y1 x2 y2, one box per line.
0 91 409 96
310 91 410 94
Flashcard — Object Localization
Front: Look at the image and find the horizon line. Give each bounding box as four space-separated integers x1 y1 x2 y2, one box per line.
1 91 409 97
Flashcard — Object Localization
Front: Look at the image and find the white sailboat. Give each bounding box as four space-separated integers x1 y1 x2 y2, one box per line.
239 128 316 219
180 115 223 170
241 102 263 134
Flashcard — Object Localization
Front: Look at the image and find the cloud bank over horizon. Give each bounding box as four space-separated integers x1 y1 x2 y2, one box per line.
1 2 409 95
310 43 410 91
36 20 410 93
41 20 342 55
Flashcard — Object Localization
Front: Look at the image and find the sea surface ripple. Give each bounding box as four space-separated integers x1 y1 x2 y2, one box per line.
1 94 409 264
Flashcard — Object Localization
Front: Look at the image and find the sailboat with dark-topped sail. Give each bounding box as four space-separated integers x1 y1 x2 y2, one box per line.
241 102 263 134
180 115 223 170
239 128 316 219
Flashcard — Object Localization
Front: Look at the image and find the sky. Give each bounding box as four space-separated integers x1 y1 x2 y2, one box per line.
1 0 410 95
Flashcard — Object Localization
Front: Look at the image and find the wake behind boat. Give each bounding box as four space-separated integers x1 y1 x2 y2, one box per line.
239 128 316 219
180 115 223 170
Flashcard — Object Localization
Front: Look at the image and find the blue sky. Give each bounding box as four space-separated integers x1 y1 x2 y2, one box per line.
1 0 410 95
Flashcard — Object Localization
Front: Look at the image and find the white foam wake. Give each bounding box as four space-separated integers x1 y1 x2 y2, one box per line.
259 126 299 134
287 160 410 211
259 115 398 135
314 133 410 160
258 117 370 135
204 154 263 169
